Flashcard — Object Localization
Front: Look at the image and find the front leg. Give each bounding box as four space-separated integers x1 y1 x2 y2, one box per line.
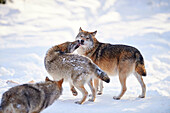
74 84 88 104
113 73 127 100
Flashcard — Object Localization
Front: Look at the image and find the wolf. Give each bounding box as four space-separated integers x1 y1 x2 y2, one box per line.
44 40 110 104
75 27 146 100
0 77 63 113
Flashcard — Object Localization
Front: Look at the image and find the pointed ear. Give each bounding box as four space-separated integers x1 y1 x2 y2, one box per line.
92 30 97 36
79 27 83 32
57 78 64 88
45 76 50 82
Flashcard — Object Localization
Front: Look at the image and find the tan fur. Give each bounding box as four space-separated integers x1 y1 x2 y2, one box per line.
0 77 63 113
44 40 110 104
75 27 146 99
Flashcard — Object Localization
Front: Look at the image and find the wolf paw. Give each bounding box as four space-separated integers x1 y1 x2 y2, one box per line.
97 92 102 95
72 92 78 96
75 101 83 105
113 96 120 100
138 95 145 98
88 98 95 102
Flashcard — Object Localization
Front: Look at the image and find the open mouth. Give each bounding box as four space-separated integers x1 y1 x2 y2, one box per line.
75 44 80 49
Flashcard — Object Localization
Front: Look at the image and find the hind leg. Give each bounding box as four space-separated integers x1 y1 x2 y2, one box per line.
94 78 99 93
73 83 88 104
97 79 103 95
70 83 78 96
97 80 103 95
134 72 146 98
94 78 103 95
113 73 127 100
88 79 96 102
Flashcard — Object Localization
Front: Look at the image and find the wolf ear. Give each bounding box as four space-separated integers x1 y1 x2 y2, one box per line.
79 27 83 32
45 76 50 82
92 30 97 36
57 78 64 88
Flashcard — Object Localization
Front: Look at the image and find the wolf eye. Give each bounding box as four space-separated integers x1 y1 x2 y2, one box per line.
86 37 90 40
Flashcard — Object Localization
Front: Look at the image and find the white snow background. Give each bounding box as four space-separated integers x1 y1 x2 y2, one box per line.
0 0 170 113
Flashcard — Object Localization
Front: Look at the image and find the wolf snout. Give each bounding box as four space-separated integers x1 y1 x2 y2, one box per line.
78 39 84 45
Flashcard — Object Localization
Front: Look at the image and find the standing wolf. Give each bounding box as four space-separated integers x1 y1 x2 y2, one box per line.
44 40 110 104
75 27 146 100
0 77 63 113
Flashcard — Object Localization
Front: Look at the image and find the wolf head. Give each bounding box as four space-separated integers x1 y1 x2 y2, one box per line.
75 27 97 50
55 40 80 53
45 77 63 91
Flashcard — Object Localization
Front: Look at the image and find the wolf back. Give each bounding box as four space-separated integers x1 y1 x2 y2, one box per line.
0 77 63 113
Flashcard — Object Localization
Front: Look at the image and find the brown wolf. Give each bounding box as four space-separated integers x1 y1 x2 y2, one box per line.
0 77 63 113
75 27 146 100
44 40 110 104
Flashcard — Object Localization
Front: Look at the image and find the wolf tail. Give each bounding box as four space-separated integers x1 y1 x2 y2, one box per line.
135 52 147 76
94 66 110 83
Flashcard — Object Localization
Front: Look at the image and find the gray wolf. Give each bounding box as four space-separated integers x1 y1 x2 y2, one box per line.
44 40 110 104
0 77 63 113
75 27 146 100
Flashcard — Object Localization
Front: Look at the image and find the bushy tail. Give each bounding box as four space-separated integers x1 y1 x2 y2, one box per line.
135 52 147 76
94 67 110 83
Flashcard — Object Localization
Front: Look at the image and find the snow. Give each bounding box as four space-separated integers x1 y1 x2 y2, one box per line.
0 0 170 113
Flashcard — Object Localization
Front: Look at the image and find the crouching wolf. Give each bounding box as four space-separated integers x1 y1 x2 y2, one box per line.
75 27 147 100
0 77 63 113
44 40 110 104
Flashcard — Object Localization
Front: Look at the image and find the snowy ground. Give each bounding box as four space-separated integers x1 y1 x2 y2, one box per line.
0 0 170 113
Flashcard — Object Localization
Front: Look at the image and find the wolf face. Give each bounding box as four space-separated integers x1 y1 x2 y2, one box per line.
75 27 97 51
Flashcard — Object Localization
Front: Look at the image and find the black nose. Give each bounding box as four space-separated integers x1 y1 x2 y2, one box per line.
81 40 84 44
78 40 84 45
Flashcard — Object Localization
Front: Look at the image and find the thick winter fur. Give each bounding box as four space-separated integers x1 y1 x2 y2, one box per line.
75 27 146 99
0 77 63 113
44 40 110 104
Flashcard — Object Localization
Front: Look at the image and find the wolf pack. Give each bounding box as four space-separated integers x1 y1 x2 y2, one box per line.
0 28 147 113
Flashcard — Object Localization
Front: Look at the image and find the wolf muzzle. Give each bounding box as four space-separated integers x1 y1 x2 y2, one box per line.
78 39 84 45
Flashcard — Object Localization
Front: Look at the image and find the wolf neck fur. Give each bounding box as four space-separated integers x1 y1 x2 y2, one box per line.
45 45 61 62
46 45 60 56
79 38 100 58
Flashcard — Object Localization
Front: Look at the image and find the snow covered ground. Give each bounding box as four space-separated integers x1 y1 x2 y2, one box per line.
0 0 170 113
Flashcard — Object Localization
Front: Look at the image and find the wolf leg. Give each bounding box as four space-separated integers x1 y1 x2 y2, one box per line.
98 80 103 95
74 84 88 104
134 72 146 98
70 83 78 96
113 73 127 100
88 79 96 102
94 78 102 95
